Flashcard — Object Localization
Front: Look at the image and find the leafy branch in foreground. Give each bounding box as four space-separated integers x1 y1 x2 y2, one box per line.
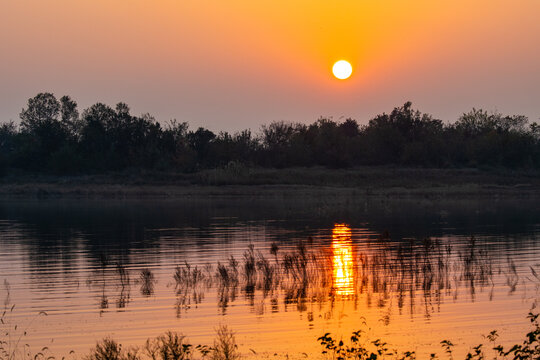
318 312 540 360
318 329 415 360
490 312 539 360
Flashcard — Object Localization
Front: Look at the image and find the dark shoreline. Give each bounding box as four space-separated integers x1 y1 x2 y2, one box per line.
2 166 540 199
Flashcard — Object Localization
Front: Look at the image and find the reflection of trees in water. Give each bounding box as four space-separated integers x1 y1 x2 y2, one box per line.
0 208 163 294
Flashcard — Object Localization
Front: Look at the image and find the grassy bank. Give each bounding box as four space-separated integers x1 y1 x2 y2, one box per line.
80 314 540 359
1 166 540 199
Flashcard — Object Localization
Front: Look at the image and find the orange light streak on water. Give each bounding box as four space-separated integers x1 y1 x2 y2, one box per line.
332 224 354 296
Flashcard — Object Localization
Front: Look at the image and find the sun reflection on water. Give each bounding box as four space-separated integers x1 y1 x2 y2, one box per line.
332 223 354 296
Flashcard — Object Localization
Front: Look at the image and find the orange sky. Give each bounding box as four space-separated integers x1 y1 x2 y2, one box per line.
1 0 539 130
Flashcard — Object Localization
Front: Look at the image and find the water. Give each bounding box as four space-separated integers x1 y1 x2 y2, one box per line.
1 196 540 359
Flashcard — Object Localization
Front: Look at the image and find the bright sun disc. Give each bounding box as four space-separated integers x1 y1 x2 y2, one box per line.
332 60 353 80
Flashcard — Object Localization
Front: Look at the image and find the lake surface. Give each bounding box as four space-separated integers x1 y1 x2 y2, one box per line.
1 196 540 359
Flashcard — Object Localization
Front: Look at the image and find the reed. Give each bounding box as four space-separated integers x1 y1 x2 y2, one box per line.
159 233 532 321
85 326 239 360
207 326 240 360
174 263 210 318
139 269 156 297
84 337 138 360
0 281 49 360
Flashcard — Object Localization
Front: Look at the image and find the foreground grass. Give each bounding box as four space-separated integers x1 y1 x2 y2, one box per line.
80 313 540 360
2 310 538 360
83 326 240 360
2 310 539 360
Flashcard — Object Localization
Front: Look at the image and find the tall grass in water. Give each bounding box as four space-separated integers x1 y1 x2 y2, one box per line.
139 269 156 297
86 257 133 311
168 232 530 320
116 262 131 309
214 257 239 314
173 263 212 317
80 231 525 319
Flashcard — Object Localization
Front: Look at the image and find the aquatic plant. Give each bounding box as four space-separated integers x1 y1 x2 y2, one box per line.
139 269 156 297
174 263 210 317
116 262 131 309
242 245 257 290
77 229 529 318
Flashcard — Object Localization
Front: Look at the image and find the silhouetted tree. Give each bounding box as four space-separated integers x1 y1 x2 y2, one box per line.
0 122 17 174
363 102 444 165
20 93 61 131
450 109 535 167
188 127 216 167
306 118 354 167
18 93 74 170
339 118 360 138
209 130 259 166
160 120 192 170
260 121 309 167
59 95 80 136
1 93 539 175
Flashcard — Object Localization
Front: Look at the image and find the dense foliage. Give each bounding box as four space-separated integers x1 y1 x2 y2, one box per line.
2 93 540 175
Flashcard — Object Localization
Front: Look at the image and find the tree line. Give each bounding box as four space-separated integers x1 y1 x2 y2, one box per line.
1 92 539 175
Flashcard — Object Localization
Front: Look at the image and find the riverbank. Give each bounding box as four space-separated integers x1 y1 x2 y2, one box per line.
1 166 540 199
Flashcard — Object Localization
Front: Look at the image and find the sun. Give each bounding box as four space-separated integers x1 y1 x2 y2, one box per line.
332 60 353 80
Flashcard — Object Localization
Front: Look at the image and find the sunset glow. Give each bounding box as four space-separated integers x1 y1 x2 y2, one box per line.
1 1 539 129
332 224 354 296
2 1 540 358
332 60 353 80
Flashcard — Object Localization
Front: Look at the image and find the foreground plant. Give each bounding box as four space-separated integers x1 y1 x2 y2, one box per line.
86 326 239 360
483 312 539 360
318 312 540 360
318 329 415 360
84 337 138 360
0 280 49 360
207 326 240 360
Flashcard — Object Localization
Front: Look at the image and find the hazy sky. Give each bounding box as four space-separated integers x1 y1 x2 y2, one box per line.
2 1 539 131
